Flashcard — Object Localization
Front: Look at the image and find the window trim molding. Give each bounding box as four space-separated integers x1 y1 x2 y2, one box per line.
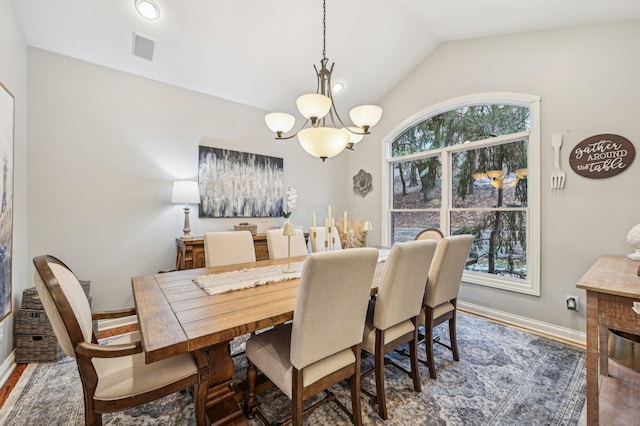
381 92 541 296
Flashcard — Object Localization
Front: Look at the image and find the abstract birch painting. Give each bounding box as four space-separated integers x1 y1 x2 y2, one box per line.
198 146 284 218
0 83 14 321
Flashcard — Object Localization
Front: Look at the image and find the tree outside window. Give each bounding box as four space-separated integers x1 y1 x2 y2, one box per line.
390 103 533 284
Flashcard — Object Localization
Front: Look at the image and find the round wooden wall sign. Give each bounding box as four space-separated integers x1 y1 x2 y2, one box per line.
569 134 635 179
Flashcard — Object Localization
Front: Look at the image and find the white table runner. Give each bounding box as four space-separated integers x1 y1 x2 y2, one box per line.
193 249 390 296
193 262 305 295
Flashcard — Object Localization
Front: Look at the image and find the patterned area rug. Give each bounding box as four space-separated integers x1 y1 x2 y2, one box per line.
0 312 586 425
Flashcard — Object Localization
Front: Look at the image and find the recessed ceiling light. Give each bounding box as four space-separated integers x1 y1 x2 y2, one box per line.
332 82 344 93
135 0 160 20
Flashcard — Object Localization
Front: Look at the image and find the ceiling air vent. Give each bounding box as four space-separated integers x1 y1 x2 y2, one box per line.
132 33 155 61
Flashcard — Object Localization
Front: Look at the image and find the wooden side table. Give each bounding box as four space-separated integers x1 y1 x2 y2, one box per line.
576 255 640 425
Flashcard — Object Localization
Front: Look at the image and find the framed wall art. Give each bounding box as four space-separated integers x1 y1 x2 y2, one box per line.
0 82 14 321
198 146 284 218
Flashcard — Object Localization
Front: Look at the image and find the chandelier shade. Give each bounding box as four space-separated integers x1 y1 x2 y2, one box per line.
345 127 364 144
265 113 296 137
264 0 382 161
349 105 383 131
298 127 349 160
296 94 332 122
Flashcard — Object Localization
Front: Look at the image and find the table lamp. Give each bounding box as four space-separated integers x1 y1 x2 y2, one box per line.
172 180 200 239
363 220 373 247
282 223 296 273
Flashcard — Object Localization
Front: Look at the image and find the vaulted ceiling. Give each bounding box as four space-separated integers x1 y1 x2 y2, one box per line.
12 0 640 114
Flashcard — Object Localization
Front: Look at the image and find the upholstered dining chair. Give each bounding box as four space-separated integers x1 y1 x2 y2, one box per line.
32 255 207 426
307 226 343 252
415 227 444 241
361 239 438 420
418 234 474 379
244 248 379 426
266 227 308 259
204 230 256 267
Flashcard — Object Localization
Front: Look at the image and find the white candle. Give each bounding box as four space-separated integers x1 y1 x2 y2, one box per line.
324 218 329 242
344 210 348 234
327 205 331 226
312 210 316 230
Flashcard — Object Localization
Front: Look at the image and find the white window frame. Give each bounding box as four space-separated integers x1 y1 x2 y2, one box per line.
381 93 541 296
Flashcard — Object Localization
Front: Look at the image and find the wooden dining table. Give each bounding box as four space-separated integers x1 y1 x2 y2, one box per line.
131 254 385 425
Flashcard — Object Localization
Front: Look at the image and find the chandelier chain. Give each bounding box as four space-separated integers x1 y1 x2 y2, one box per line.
322 0 326 59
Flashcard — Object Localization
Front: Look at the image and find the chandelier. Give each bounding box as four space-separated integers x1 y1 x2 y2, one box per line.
264 0 383 161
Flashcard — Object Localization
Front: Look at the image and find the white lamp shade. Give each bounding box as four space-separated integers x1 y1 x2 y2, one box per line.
171 180 200 204
349 105 383 129
298 127 349 159
265 113 295 134
296 94 332 120
344 127 365 144
363 220 373 231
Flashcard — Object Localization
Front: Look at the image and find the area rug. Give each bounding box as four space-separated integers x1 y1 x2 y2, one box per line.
0 312 586 425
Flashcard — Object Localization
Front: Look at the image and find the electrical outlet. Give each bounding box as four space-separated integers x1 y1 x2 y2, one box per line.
566 295 579 311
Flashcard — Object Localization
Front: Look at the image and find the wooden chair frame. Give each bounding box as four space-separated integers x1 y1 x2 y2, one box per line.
422 299 459 380
33 255 208 426
245 344 363 426
414 228 444 240
361 318 421 420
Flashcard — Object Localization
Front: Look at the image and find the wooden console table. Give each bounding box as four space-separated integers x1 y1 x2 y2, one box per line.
576 255 640 425
176 233 309 270
176 235 269 270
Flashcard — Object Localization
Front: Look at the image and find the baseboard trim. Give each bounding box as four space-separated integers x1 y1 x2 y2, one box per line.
458 301 586 347
97 316 138 333
0 351 16 389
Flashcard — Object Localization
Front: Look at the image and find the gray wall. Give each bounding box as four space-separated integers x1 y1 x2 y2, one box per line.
0 0 27 366
26 48 350 312
5 11 640 375
349 20 640 333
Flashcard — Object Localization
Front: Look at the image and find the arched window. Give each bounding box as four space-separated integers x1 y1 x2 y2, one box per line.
382 93 540 295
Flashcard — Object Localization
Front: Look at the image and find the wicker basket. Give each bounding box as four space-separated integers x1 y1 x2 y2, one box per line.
21 288 43 310
15 334 64 363
234 223 257 235
22 281 90 310
15 309 54 336
17 282 93 363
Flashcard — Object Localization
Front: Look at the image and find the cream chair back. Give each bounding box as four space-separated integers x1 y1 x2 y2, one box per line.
290 248 378 370
266 228 308 259
307 226 343 252
33 255 93 358
374 239 437 331
204 230 256 267
424 235 474 309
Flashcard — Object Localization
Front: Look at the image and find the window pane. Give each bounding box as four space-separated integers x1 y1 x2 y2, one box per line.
451 140 528 208
391 211 441 244
391 104 530 157
393 157 442 209
451 210 527 279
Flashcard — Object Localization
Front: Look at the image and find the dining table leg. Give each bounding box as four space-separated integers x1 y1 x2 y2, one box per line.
203 341 247 426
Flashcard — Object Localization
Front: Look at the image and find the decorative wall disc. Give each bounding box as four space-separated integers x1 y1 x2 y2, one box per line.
353 169 373 197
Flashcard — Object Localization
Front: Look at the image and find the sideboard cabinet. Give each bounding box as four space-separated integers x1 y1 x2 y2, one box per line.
176 235 270 270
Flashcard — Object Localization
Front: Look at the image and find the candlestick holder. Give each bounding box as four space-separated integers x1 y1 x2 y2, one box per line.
282 224 296 273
